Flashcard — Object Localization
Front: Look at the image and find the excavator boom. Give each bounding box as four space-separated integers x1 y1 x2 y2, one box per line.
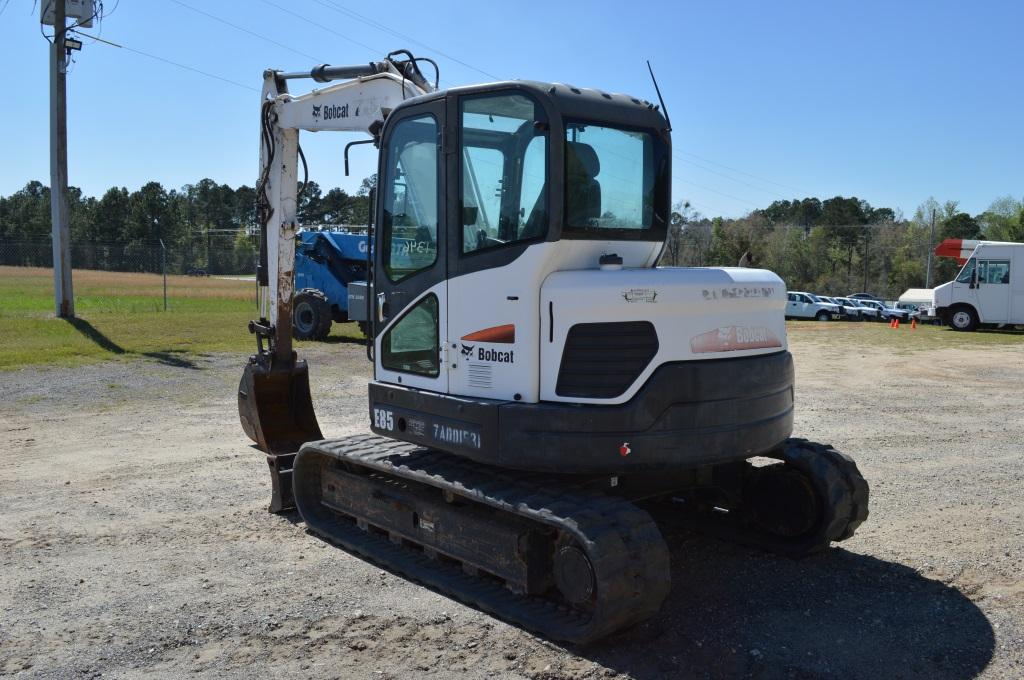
238 52 435 510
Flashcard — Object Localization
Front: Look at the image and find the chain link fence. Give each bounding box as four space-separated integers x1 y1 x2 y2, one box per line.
0 240 256 276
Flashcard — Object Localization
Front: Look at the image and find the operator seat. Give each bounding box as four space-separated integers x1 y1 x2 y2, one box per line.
566 141 601 227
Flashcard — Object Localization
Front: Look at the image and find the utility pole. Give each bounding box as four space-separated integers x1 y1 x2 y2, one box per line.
49 0 74 318
862 226 870 293
925 208 936 289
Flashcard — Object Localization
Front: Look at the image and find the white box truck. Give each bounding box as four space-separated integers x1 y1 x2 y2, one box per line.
930 241 1024 331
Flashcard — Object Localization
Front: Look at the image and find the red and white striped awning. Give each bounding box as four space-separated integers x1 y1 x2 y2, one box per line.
933 239 982 265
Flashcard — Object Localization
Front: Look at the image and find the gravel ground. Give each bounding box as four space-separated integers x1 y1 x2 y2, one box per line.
1 331 1022 679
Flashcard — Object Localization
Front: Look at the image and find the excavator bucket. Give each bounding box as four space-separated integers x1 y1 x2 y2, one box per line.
238 355 322 512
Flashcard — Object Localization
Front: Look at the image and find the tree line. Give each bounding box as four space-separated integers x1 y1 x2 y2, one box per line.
664 194 1024 298
2 178 1020 295
0 177 373 275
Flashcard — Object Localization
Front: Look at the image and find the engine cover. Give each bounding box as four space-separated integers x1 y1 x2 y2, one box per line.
541 266 787 404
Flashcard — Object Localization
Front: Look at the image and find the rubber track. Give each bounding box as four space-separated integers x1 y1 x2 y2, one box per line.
662 438 870 557
293 434 671 644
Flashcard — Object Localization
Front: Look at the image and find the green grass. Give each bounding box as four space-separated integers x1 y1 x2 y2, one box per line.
3 266 1019 370
0 267 362 370
787 318 1024 352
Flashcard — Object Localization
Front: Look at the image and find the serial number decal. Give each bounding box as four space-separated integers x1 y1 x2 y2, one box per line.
702 287 776 300
405 417 427 438
622 288 658 303
432 423 482 449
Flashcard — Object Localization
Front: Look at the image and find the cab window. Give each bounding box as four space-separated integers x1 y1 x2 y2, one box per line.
980 260 1011 284
460 92 549 254
381 294 439 377
381 114 439 282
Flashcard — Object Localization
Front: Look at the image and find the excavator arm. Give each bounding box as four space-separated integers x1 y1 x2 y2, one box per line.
239 51 435 510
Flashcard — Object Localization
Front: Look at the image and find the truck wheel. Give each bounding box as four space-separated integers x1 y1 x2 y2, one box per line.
293 289 333 340
815 311 830 321
949 306 978 332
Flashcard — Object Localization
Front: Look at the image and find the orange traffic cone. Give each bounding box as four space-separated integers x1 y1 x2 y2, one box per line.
911 317 918 330
889 317 896 328
894 318 900 329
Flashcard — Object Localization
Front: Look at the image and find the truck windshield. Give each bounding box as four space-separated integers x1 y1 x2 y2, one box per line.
563 121 668 239
955 258 976 284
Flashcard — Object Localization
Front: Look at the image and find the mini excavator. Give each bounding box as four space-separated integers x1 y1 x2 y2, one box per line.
238 50 868 643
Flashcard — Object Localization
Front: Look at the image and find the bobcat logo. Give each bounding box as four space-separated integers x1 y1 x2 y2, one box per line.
460 344 474 357
312 105 322 121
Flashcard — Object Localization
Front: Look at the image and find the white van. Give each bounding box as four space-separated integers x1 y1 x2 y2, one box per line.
931 242 1024 331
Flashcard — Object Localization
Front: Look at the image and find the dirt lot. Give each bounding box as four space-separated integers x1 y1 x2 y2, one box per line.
2 328 1023 679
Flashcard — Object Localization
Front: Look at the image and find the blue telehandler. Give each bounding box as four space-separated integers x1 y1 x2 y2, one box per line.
291 229 368 339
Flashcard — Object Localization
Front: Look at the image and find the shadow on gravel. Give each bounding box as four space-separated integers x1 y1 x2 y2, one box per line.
141 350 202 370
66 317 125 354
584 539 995 679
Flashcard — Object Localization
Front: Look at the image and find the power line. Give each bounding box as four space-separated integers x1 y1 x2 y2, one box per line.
675 150 808 195
311 0 501 81
673 154 789 199
78 32 259 92
298 0 802 210
258 0 383 56
675 177 761 208
166 0 325 64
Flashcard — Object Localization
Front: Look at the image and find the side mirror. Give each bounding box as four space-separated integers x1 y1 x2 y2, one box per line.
970 270 978 289
462 206 479 226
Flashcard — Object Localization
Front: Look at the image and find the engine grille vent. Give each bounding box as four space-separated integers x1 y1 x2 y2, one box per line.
467 363 493 389
556 321 659 398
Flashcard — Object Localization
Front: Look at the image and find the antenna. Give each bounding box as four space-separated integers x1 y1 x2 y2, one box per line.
646 60 672 132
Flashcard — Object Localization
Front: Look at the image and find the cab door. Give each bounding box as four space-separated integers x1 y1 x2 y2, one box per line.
786 293 801 317
976 258 1011 322
373 98 449 393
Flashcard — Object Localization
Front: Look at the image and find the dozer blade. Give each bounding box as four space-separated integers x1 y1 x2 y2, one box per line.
238 355 323 513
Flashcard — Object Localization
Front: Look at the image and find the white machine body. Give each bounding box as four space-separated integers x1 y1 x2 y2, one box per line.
373 237 786 405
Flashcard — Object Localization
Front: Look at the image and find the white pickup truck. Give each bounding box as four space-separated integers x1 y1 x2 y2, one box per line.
786 291 841 320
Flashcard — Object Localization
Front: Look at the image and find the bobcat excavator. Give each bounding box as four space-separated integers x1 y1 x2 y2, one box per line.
238 50 869 643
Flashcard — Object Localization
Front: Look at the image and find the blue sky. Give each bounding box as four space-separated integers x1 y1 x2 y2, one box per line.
1 0 1021 219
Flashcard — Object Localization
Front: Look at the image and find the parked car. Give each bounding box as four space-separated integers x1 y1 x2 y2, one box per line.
813 295 851 319
786 291 841 320
820 295 863 320
832 296 877 321
186 267 209 277
856 299 913 322
847 292 886 303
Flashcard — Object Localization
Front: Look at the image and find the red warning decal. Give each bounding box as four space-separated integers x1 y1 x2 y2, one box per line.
461 324 515 343
619 442 631 457
690 326 781 354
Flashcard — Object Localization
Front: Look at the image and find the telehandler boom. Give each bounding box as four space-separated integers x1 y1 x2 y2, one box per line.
238 50 868 642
